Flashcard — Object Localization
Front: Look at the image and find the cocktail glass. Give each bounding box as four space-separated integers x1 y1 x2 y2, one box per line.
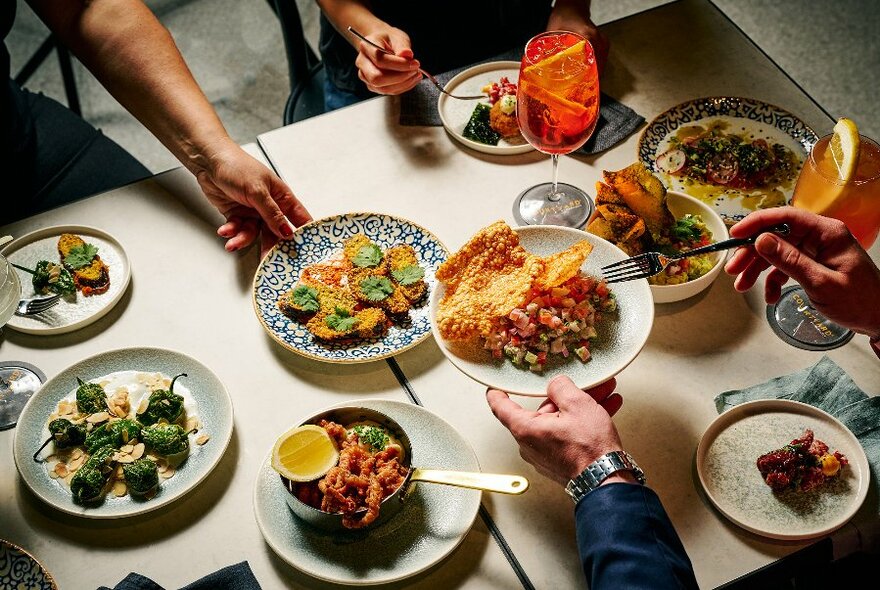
513 31 600 228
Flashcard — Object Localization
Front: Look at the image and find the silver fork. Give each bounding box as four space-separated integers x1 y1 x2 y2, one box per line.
15 294 62 316
601 223 791 284
347 27 485 100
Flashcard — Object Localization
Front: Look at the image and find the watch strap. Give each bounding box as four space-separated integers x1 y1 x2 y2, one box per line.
565 451 645 504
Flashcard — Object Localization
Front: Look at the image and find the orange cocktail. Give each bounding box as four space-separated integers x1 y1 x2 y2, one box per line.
793 134 880 248
517 32 600 154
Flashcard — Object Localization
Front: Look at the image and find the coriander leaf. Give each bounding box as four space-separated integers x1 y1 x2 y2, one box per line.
360 276 394 301
325 307 359 332
353 244 383 268
64 243 99 270
291 285 320 312
391 264 425 286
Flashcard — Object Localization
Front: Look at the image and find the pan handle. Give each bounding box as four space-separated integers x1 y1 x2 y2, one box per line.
410 468 529 494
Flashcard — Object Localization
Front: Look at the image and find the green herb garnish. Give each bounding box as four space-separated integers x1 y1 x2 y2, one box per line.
353 425 389 451
360 276 394 302
325 306 359 332
353 244 383 268
391 264 425 286
63 243 99 270
671 214 705 241
291 285 320 312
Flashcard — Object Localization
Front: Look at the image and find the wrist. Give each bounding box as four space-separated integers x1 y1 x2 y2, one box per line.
181 134 238 177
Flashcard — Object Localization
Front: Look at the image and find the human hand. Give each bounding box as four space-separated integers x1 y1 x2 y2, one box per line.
547 1 610 76
725 207 880 340
487 376 628 486
193 141 312 255
354 24 422 95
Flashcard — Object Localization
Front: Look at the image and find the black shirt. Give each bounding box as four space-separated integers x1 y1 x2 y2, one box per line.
320 1 553 95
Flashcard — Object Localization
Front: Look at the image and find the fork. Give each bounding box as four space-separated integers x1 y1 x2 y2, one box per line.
347 27 485 100
15 294 61 316
601 223 791 284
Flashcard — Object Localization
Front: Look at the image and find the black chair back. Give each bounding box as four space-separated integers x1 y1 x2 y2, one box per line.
269 0 326 124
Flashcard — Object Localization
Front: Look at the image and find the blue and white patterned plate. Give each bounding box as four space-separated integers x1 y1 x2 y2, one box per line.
0 540 57 590
638 97 818 225
253 213 448 363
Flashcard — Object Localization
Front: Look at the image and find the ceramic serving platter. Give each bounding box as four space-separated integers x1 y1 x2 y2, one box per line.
253 212 448 363
253 399 481 586
696 399 869 541
638 97 818 224
2 225 131 335
13 347 234 519
430 226 654 396
437 61 533 156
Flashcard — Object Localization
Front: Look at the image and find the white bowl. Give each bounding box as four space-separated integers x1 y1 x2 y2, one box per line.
650 191 729 304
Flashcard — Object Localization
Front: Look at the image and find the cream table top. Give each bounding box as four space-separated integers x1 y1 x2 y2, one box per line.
254 0 880 588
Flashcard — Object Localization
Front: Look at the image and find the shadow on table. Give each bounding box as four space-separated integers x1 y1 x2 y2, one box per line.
14 427 240 546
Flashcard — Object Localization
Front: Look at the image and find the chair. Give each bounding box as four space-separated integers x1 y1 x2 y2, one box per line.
14 35 81 116
268 0 325 125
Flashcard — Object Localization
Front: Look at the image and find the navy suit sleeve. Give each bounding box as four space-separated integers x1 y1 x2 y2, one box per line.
575 483 699 590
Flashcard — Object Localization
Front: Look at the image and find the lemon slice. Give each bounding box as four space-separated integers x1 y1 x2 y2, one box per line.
829 117 861 182
524 40 587 75
271 424 339 482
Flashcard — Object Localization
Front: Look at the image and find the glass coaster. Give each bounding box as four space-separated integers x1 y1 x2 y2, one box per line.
0 361 46 430
766 285 854 351
513 183 594 228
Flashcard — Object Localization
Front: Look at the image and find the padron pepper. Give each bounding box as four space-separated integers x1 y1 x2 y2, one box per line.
33 418 87 461
84 419 142 453
141 423 189 457
123 458 159 496
70 444 116 504
137 373 187 426
75 378 108 415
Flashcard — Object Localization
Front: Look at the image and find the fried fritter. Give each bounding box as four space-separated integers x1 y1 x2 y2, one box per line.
343 235 374 263
489 101 520 138
386 245 427 303
57 233 110 295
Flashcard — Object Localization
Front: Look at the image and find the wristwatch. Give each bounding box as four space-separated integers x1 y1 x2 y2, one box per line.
565 451 646 504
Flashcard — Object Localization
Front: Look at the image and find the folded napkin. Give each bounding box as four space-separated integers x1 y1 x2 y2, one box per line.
98 561 261 590
399 48 644 155
715 356 880 498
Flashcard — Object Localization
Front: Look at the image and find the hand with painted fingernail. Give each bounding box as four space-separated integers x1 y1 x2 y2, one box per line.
725 206 880 340
354 24 422 96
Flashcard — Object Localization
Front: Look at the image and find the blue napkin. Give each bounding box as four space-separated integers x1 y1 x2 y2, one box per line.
399 48 644 155
98 561 261 590
714 356 880 499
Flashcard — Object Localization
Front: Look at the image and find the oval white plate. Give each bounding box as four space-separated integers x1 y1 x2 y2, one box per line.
437 61 533 156
638 97 817 225
253 399 481 586
650 191 730 304
1 225 131 335
13 347 234 519
430 226 654 396
696 399 869 541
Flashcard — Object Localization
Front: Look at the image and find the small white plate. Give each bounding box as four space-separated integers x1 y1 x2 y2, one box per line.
253 399 481 586
696 399 869 541
430 226 654 396
2 225 131 335
437 61 533 155
13 347 234 519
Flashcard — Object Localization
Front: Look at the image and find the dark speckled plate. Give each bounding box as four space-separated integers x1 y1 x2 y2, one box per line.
696 399 869 541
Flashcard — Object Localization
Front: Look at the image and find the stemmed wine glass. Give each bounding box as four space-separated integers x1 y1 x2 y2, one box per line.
513 31 600 228
766 123 880 350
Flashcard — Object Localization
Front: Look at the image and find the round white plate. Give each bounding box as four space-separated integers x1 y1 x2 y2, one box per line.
437 61 533 155
430 226 654 396
253 399 481 586
1 225 131 335
13 347 234 519
253 212 448 364
696 399 869 541
638 97 818 225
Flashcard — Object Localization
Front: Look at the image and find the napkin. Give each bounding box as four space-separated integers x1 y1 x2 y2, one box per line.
398 48 644 155
98 561 261 590
714 356 880 496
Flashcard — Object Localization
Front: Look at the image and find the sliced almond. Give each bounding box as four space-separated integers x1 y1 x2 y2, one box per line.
196 434 210 446
120 444 134 454
137 398 149 415
54 463 69 478
48 469 60 480
87 412 109 424
160 465 176 479
113 481 128 497
69 456 85 470
115 465 125 477
64 472 74 486
70 448 84 460
156 460 169 474
117 454 135 464
132 443 145 460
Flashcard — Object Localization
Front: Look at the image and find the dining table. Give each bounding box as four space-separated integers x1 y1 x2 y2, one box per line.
2 0 879 588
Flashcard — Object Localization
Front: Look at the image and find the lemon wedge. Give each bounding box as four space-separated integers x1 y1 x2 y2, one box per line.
271 424 339 482
525 40 587 75
829 117 861 182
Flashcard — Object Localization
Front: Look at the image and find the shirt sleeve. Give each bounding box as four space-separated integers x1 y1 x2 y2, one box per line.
575 482 699 590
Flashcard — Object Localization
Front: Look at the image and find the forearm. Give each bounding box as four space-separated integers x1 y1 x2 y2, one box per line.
28 0 233 175
317 0 384 47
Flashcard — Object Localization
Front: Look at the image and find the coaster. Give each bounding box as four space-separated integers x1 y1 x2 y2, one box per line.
766 286 854 351
0 361 45 430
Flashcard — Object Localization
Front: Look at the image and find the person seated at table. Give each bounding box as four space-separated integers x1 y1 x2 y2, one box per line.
316 0 610 110
2 0 311 252
487 376 699 590
725 207 880 357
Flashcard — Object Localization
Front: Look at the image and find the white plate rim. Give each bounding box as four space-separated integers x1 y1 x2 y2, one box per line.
429 225 654 396
252 398 481 586
1 224 131 335
12 346 234 519
437 60 534 156
695 398 870 541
